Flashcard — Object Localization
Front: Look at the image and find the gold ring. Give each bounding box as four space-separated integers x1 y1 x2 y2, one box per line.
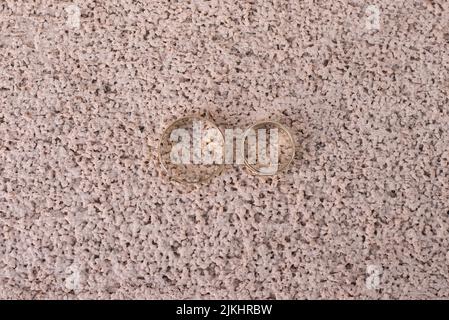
242 120 295 176
158 115 225 184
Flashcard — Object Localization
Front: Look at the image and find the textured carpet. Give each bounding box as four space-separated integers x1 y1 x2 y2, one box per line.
0 0 448 299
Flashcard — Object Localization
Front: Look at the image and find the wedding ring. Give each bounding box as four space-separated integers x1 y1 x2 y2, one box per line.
242 120 295 176
158 115 225 184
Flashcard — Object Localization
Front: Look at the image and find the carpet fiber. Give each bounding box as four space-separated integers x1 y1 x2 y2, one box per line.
0 0 448 299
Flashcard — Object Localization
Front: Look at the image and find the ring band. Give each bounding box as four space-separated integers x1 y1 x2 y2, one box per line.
242 120 295 176
158 115 225 184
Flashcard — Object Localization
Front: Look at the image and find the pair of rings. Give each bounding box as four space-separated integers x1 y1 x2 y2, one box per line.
158 114 296 184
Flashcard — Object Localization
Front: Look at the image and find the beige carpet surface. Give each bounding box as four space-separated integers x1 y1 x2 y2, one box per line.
0 0 448 299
